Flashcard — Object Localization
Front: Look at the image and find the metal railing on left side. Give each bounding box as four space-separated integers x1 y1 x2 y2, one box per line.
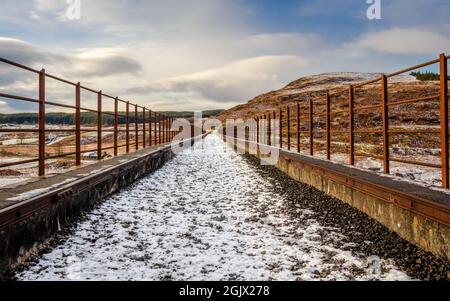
0 57 180 176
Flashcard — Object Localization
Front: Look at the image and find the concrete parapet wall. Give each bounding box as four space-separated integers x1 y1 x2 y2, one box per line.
233 138 450 260
276 155 449 260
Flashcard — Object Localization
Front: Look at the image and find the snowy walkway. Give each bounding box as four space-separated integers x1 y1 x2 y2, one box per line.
17 135 411 281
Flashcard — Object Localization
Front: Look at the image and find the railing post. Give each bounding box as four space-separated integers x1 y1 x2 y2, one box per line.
247 120 250 142
75 82 81 166
252 118 255 142
326 93 331 160
97 91 102 161
163 115 166 143
156 113 159 145
256 117 259 145
279 109 283 149
38 69 46 176
234 124 237 147
349 85 355 165
258 115 262 144
154 111 158 145
143 107 146 148
381 74 390 174
297 102 300 153
440 53 449 188
165 116 168 143
265 115 268 144
171 118 174 141
273 112 277 143
309 99 314 156
135 104 139 150
268 113 272 146
151 111 154 145
158 113 162 145
148 110 153 146
287 106 291 151
126 101 130 153
258 115 261 144
114 97 118 156
164 114 167 143
256 116 260 142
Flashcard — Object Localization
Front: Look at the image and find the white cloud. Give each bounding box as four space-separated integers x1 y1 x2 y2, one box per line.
0 38 141 78
29 11 41 20
346 28 450 55
0 1 449 113
68 48 142 77
0 37 64 66
33 0 64 12
130 55 311 103
30 0 252 39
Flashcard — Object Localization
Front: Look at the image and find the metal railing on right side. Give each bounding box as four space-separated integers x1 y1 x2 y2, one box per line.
247 54 449 189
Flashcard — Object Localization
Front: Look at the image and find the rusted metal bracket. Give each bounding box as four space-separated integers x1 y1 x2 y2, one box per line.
56 188 74 202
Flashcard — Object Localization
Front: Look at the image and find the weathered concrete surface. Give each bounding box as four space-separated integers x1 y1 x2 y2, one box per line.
0 141 183 278
233 139 450 261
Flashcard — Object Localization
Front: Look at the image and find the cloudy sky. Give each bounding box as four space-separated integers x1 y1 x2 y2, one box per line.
0 0 449 113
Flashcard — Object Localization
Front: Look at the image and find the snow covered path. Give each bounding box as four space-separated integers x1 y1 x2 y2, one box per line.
17 135 411 281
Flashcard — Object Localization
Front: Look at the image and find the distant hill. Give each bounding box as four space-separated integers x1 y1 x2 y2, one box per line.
215 72 441 126
0 110 224 125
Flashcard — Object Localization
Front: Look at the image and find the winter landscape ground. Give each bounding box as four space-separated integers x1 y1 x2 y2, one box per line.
0 123 163 187
14 135 448 281
1 68 449 283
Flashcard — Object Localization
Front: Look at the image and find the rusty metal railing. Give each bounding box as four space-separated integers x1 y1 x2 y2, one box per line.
249 54 449 189
0 57 179 176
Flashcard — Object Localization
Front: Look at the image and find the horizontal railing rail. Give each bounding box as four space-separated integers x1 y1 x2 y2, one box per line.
238 53 450 189
0 57 181 176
